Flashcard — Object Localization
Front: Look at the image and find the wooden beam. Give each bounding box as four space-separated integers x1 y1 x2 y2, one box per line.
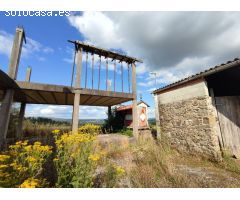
68 40 142 63
93 96 112 106
98 97 117 106
24 92 39 103
81 95 92 105
36 91 48 103
65 93 68 105
87 96 102 105
51 92 58 104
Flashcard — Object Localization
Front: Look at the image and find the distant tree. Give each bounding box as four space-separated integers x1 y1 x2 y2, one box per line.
27 117 70 126
103 107 125 133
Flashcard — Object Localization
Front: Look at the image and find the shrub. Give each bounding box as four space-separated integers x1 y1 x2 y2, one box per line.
53 130 101 187
119 128 133 137
0 140 52 188
103 107 125 133
78 123 101 135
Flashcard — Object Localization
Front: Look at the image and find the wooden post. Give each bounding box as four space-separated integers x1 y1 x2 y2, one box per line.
209 88 224 149
0 27 25 148
121 62 123 92
132 62 138 137
98 56 101 90
16 67 31 139
154 94 161 138
72 47 83 133
106 58 108 91
114 60 116 92
85 52 88 88
92 53 94 89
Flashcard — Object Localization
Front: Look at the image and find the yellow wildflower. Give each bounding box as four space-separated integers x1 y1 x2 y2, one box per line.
26 156 37 163
115 166 125 175
24 145 32 152
19 178 40 188
52 129 60 134
0 164 8 169
15 141 22 146
22 140 28 146
10 162 17 167
53 158 59 162
88 154 100 161
0 154 10 162
34 141 41 146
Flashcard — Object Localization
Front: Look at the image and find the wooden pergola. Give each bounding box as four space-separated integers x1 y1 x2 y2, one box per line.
0 27 142 148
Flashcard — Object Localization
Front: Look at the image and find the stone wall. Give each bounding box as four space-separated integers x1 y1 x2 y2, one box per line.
158 95 222 160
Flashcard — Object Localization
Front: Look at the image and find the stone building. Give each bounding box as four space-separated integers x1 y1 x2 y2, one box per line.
153 58 240 160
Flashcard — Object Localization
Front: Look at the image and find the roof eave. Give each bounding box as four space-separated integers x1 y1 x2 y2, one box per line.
153 58 240 95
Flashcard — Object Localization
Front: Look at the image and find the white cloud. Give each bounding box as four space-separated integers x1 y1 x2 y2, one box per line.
0 30 54 59
67 12 240 87
0 30 12 57
42 47 54 54
68 12 123 48
136 64 148 75
25 104 107 119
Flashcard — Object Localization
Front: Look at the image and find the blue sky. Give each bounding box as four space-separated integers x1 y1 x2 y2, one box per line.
0 12 156 119
1 12 240 119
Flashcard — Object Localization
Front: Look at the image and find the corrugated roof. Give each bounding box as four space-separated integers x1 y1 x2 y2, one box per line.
153 58 240 94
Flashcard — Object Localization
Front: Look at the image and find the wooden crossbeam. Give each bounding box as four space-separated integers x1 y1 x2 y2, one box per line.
68 40 142 63
51 92 58 104
36 91 48 103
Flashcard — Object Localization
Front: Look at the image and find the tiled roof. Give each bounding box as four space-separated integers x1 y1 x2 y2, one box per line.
116 100 150 111
153 58 240 94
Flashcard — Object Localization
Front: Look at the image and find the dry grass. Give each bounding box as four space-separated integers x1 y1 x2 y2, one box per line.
104 136 240 188
23 120 71 138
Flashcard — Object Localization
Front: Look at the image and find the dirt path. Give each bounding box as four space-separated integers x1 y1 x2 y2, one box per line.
175 164 240 187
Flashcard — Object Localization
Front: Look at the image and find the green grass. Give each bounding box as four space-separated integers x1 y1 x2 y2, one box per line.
118 128 133 137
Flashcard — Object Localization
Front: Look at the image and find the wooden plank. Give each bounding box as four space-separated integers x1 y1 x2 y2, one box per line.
36 91 48 103
51 92 58 104
84 96 101 105
81 95 92 105
65 93 68 105
216 96 240 158
54 92 65 105
98 97 117 106
209 88 224 149
92 96 112 106
38 91 56 104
